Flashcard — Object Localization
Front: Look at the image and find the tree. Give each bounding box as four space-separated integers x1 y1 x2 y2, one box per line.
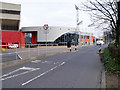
82 0 120 47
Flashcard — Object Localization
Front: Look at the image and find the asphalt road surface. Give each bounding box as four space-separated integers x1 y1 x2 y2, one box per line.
2 45 106 88
1 52 19 62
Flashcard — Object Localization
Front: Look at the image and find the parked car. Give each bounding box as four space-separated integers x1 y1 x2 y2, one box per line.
8 44 18 49
96 40 104 45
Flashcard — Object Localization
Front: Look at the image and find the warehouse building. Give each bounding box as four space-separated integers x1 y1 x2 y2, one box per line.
21 26 93 46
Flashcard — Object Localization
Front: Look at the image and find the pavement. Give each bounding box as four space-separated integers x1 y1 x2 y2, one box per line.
1 45 106 88
0 46 78 68
1 46 68 62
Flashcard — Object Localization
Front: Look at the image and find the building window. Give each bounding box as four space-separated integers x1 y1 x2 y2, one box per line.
2 25 18 30
82 36 85 39
87 36 89 39
0 9 20 15
25 33 32 44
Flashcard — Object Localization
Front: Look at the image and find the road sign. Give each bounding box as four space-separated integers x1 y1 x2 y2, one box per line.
43 24 49 53
43 24 49 30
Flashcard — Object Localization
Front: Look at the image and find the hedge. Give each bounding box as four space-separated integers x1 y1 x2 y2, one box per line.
109 44 120 63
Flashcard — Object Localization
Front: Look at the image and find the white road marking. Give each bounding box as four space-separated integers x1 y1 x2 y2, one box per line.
41 61 51 64
1 67 40 81
0 68 21 78
19 67 38 70
22 62 66 86
31 60 41 63
54 62 59 64
31 60 52 64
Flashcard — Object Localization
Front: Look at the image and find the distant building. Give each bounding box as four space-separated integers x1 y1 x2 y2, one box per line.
0 2 21 30
0 2 94 48
0 2 25 48
21 26 94 46
103 31 112 44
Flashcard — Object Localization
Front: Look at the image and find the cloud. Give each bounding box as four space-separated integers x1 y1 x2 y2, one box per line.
20 2 77 27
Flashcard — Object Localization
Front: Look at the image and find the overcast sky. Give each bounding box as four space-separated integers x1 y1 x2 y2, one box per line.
2 0 103 37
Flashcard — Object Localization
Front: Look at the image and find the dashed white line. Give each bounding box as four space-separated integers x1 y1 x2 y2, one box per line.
31 60 42 63
54 62 59 64
22 62 66 86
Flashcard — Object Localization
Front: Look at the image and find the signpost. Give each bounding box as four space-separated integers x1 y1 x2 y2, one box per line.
43 24 49 55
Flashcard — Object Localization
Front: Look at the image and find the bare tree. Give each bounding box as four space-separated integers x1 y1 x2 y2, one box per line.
82 0 120 46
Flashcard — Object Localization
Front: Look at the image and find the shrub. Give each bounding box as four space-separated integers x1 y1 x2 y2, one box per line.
109 44 120 63
102 47 120 72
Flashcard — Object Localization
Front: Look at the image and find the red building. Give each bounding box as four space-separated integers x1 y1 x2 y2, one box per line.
80 35 93 43
0 31 25 48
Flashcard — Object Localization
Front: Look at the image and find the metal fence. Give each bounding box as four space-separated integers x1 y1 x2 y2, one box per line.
0 44 60 63
0 42 94 63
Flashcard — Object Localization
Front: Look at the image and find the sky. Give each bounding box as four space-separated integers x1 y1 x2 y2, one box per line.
2 0 103 37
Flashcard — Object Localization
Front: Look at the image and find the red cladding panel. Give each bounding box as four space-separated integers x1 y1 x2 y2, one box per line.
32 32 37 44
0 31 25 48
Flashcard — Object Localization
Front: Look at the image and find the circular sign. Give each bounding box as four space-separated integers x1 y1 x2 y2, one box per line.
43 24 49 30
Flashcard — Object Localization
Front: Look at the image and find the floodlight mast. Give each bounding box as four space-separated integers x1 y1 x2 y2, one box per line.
75 5 82 45
75 5 79 44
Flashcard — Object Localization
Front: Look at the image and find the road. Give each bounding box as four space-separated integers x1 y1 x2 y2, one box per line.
1 52 19 62
2 52 18 62
1 45 105 88
1 46 67 62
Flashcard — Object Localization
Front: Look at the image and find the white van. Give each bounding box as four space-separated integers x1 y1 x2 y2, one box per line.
96 40 104 45
8 44 18 49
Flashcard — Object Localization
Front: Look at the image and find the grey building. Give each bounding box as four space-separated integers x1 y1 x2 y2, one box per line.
0 2 21 30
22 26 93 45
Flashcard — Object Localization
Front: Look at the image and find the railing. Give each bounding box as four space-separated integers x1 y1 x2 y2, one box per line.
0 42 93 63
0 44 59 63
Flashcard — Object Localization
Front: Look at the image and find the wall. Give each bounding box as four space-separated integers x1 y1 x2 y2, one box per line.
80 35 93 45
22 26 94 45
0 2 21 20
22 26 76 42
0 31 25 48
32 32 37 44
